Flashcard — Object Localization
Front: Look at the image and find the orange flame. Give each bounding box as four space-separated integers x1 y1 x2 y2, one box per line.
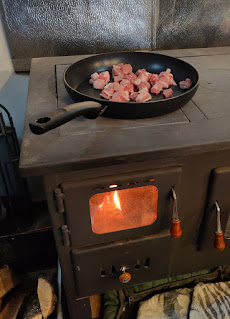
113 191 121 211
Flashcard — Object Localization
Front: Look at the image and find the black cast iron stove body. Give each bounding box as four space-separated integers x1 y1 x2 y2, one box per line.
20 47 230 318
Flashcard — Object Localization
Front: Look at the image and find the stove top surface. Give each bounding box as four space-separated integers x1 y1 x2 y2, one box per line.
20 47 230 176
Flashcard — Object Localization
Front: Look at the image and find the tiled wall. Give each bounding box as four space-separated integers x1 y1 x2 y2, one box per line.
1 0 230 71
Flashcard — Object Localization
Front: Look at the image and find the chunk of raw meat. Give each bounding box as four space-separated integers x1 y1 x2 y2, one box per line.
136 69 145 76
112 82 125 92
91 72 99 81
98 71 110 84
123 72 137 83
93 79 106 90
123 83 134 94
114 74 124 82
136 92 151 103
159 78 170 89
179 78 192 89
150 74 159 85
89 79 94 84
138 81 151 91
120 79 130 86
111 91 130 102
100 86 114 99
137 73 149 82
150 82 164 95
130 92 138 101
133 78 142 87
163 88 174 99
122 64 132 74
112 63 123 76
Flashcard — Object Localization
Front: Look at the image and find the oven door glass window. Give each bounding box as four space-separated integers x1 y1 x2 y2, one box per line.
89 185 158 234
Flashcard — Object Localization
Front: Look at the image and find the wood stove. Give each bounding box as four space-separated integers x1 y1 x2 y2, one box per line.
20 47 230 318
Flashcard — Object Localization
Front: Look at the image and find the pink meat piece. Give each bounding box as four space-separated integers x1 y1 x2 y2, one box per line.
130 92 138 101
114 74 124 82
139 87 149 93
163 88 174 99
133 78 142 87
91 72 99 81
111 91 130 102
89 79 94 84
93 79 106 90
112 82 125 92
138 81 151 91
122 64 132 74
137 73 149 82
159 70 177 86
100 86 115 99
150 74 160 85
150 81 164 95
98 71 110 84
123 72 137 83
123 83 134 94
138 88 149 94
136 69 147 76
136 69 151 81
100 90 112 100
136 91 151 103
179 78 192 89
159 78 170 89
112 63 123 76
120 79 130 86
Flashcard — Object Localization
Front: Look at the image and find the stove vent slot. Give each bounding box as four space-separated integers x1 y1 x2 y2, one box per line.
144 258 150 268
111 265 116 275
135 259 140 270
54 188 65 213
100 268 106 277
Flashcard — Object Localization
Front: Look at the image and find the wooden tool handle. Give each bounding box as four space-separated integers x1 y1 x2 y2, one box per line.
215 232 225 251
170 219 182 238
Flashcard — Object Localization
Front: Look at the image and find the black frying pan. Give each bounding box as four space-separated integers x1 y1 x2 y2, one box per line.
29 52 199 134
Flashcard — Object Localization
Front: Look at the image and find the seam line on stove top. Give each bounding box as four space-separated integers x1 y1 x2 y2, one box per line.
191 99 208 119
180 108 191 123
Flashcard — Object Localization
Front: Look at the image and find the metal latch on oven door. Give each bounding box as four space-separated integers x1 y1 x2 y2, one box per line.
214 201 225 251
54 188 65 213
170 188 182 238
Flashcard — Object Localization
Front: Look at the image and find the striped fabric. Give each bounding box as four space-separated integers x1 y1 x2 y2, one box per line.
190 282 230 319
138 282 230 319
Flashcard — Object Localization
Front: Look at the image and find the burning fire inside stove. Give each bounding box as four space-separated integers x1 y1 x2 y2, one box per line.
89 185 158 234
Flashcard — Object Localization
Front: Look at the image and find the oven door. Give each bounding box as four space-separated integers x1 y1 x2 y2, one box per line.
60 166 182 248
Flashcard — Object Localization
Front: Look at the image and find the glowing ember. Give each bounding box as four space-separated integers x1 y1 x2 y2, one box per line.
113 191 121 211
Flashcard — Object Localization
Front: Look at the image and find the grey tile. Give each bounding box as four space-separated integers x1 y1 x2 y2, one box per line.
157 0 230 50
1 0 155 71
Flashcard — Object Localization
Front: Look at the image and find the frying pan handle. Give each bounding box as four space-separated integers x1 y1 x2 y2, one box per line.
29 101 105 135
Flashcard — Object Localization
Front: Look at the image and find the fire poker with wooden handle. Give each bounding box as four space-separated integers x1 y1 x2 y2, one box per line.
214 201 225 251
170 188 182 238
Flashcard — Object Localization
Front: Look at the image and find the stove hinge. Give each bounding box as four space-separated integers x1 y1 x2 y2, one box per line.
54 188 65 213
61 225 71 247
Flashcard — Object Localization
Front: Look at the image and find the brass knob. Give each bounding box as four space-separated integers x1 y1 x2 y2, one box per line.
119 266 131 283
